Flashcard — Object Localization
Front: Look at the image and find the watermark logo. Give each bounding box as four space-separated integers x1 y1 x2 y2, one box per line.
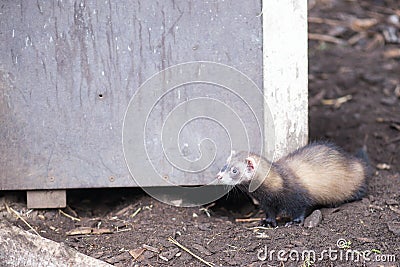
256 239 397 264
336 238 352 249
122 62 275 207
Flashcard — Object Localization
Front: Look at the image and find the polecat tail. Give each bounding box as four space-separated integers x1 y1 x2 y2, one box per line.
355 145 370 166
353 145 371 201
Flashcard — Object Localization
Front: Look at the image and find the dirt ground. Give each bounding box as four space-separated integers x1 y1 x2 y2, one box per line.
2 1 400 266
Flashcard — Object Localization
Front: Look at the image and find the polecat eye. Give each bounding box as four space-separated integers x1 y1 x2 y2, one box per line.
231 167 238 174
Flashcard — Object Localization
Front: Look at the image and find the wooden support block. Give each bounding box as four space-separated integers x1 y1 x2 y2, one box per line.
27 190 66 209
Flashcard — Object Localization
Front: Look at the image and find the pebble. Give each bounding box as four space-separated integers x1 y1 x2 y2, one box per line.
291 240 304 247
387 222 400 235
385 199 399 205
197 223 211 231
303 210 322 228
159 248 179 261
192 244 212 256
142 251 155 259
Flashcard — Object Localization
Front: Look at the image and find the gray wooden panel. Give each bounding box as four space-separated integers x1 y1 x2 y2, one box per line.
0 0 262 190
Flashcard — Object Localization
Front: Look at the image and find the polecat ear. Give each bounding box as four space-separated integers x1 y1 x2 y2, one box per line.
245 156 256 170
227 150 236 162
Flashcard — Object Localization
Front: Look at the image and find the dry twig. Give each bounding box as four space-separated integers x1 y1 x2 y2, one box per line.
386 136 400 144
308 33 344 44
247 226 273 230
321 95 352 108
365 33 385 51
235 218 263 223
66 227 113 236
130 207 141 218
308 17 344 26
142 244 160 253
7 205 41 237
348 32 367 46
350 18 378 31
168 236 214 267
59 209 80 222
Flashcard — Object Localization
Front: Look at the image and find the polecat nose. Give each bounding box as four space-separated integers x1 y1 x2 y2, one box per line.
216 174 222 179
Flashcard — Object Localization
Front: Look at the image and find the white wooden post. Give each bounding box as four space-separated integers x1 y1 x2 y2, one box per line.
263 0 308 159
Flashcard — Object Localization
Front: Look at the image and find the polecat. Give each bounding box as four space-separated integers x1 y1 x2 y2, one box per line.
216 142 369 227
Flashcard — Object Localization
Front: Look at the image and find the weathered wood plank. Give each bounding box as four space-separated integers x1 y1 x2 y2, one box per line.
0 1 264 189
262 0 308 159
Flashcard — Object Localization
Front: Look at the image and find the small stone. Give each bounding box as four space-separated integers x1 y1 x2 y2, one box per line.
361 198 371 205
355 237 375 243
389 206 400 215
380 97 397 106
28 210 39 220
198 223 211 231
105 252 131 264
303 210 322 228
386 199 399 205
142 251 155 259
291 240 304 247
388 14 400 26
224 259 240 266
192 244 212 256
90 251 104 259
387 222 400 235
376 163 391 170
159 248 180 261
179 252 192 261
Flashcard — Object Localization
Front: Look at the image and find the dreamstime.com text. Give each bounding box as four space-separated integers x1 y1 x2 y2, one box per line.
257 240 396 264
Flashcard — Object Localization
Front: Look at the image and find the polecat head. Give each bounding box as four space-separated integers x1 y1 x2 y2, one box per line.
216 151 258 185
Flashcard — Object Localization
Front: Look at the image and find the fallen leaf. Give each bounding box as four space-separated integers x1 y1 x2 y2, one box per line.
129 248 145 260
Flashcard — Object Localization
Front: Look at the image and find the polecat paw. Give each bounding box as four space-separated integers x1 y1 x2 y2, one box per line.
260 218 277 228
285 216 305 227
